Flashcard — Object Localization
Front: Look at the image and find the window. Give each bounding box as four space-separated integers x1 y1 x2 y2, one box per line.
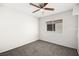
46 19 62 33
47 24 55 31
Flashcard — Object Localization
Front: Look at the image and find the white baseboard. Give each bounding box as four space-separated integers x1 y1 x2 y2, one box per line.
40 39 77 49
0 38 38 53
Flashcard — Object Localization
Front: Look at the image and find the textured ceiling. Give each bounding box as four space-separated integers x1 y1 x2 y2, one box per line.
0 3 76 18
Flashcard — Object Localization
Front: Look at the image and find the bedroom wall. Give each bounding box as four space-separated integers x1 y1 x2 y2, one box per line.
40 10 78 49
78 16 79 54
0 6 39 53
72 4 79 54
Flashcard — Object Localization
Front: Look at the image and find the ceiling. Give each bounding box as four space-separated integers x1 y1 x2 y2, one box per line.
0 3 76 18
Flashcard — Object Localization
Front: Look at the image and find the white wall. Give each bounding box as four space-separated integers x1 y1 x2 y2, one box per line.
0 6 39 53
78 16 79 54
72 4 79 54
73 4 79 15
40 10 78 49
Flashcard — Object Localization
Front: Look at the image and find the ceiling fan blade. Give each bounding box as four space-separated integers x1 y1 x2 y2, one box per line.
32 9 40 13
44 8 54 11
30 3 40 8
44 3 48 7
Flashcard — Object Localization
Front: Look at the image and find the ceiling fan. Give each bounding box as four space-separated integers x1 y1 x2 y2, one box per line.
29 3 54 13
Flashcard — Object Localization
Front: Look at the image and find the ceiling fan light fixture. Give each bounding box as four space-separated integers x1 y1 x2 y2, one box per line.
40 9 44 12
40 9 44 15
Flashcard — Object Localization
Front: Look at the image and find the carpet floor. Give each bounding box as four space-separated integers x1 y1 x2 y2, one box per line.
0 40 78 56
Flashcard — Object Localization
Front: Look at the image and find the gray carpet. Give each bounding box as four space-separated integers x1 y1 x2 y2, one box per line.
0 40 78 56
